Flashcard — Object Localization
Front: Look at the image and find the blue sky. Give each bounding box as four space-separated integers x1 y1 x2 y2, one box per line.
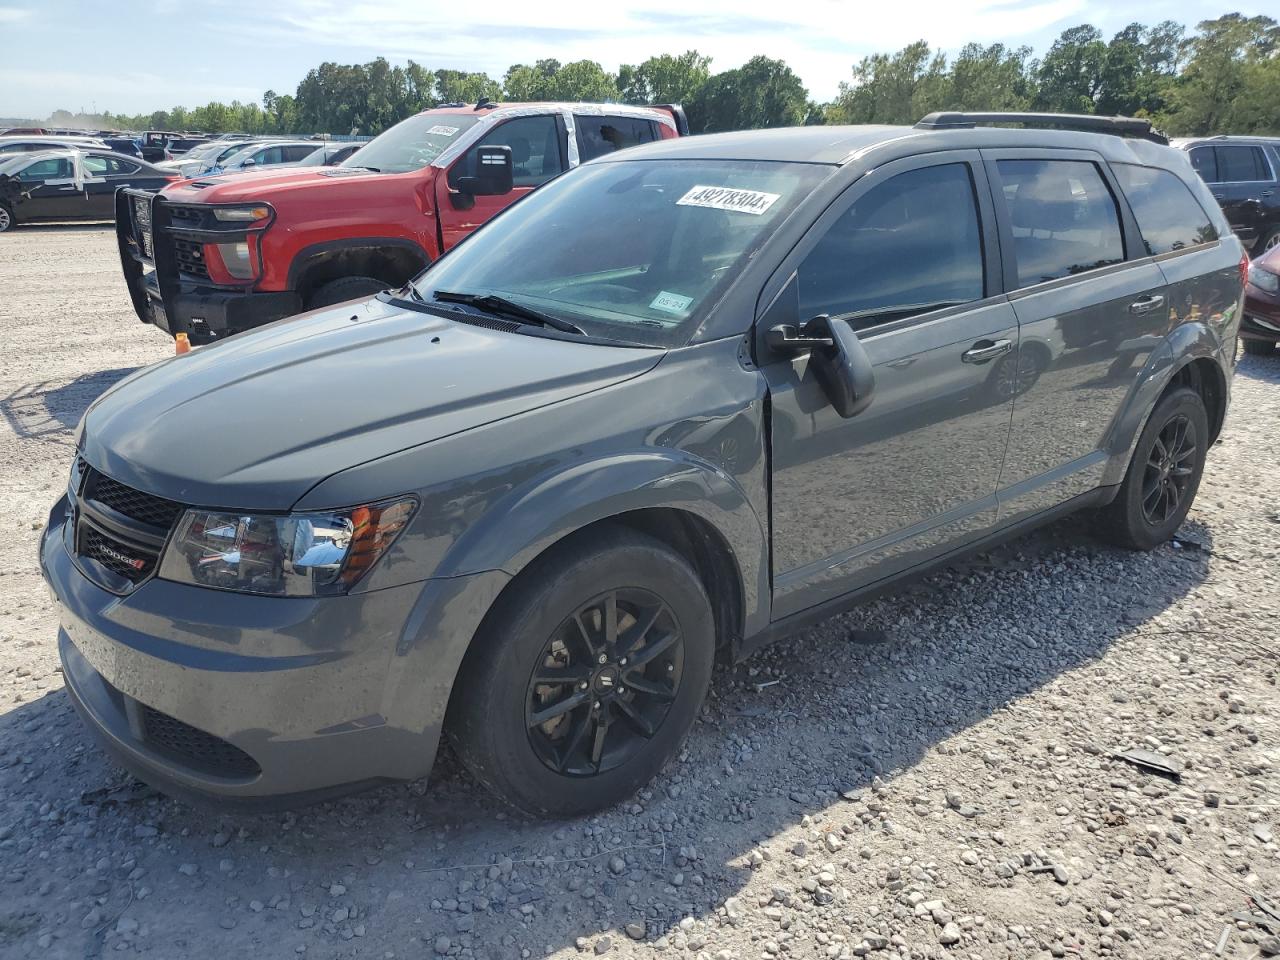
0 0 1267 118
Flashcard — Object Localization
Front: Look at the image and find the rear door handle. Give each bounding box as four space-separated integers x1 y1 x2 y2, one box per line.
961 339 1013 363
1128 295 1165 315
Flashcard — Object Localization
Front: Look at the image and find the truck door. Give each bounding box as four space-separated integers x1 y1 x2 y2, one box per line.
434 114 567 251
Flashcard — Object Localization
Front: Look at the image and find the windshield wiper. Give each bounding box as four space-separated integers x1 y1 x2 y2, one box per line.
433 290 586 336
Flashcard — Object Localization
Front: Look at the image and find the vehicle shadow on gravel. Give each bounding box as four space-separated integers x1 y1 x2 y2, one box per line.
0 369 137 446
0 513 1218 958
1235 350 1280 384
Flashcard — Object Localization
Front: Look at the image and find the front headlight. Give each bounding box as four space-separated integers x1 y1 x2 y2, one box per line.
1248 263 1279 293
157 498 416 596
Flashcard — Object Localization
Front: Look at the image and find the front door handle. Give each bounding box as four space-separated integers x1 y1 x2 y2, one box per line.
1128 295 1165 315
961 338 1013 364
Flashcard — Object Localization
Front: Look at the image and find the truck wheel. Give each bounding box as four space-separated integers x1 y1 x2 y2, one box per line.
1097 387 1208 551
307 276 387 309
1242 337 1276 356
0 202 13 233
447 526 715 818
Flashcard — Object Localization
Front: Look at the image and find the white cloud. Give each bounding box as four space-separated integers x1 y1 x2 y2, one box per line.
0 6 32 23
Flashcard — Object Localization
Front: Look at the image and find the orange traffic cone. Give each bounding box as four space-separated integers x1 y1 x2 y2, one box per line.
175 333 191 355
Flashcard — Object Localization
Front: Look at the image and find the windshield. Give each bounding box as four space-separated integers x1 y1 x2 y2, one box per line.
411 159 827 347
340 113 480 173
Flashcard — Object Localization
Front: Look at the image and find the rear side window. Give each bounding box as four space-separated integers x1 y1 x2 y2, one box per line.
995 159 1124 288
1188 147 1217 182
1215 145 1269 182
1113 164 1217 255
797 162 985 328
576 116 659 162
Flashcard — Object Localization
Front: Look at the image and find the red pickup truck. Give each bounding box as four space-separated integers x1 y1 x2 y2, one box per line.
117 101 686 342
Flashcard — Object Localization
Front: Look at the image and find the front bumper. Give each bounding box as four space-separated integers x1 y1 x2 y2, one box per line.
40 497 504 805
1243 286 1280 343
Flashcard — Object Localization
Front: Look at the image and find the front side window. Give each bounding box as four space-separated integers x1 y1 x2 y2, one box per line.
1113 164 1217 255
254 146 284 166
996 159 1124 288
415 159 826 347
1189 146 1217 182
452 116 565 189
1215 145 1268 183
577 116 658 162
18 157 72 180
283 144 316 162
797 163 985 329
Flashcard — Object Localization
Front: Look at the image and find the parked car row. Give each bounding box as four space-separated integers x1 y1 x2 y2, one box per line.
43 108 1247 817
0 149 178 232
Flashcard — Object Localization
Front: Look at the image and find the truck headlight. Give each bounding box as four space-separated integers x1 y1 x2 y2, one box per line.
212 205 272 223
157 498 416 596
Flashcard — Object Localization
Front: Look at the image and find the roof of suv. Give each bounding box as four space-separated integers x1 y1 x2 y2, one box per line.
610 122 1182 167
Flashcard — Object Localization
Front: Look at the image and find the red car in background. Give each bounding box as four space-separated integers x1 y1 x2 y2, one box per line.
1243 244 1280 356
116 101 686 343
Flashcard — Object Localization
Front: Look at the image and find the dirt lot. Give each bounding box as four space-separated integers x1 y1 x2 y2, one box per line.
1 223 1278 960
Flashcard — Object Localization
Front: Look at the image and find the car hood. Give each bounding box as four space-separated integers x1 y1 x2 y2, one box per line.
163 165 383 202
80 296 664 510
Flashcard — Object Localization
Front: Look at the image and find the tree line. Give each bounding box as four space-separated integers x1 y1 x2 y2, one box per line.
38 12 1280 138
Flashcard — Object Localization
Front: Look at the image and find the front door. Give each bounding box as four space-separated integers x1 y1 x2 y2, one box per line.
981 150 1169 522
435 114 568 251
764 152 1017 620
14 156 84 220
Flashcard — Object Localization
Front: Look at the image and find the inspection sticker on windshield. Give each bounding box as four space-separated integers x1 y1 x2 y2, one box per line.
426 125 460 136
677 185 780 215
649 291 694 315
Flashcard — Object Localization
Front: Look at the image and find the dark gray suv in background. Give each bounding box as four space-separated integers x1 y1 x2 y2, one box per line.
43 112 1244 817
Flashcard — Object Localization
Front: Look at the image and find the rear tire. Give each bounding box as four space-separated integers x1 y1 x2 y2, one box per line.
447 526 715 818
1098 387 1208 551
1255 227 1280 257
0 202 13 233
1242 337 1276 356
307 276 387 309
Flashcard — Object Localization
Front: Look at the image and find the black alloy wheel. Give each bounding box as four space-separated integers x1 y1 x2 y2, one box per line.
525 587 683 777
1140 414 1197 526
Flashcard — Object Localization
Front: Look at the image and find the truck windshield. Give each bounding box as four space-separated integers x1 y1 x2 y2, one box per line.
411 159 828 347
340 114 481 174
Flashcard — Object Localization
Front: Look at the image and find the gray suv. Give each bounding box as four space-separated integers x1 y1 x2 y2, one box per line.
42 112 1244 816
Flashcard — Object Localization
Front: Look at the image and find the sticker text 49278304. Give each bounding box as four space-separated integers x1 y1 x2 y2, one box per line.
676 185 781 216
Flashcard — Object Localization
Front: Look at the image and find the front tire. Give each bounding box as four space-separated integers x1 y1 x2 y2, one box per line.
0 202 13 233
1255 227 1280 257
447 527 715 818
307 275 387 309
1098 387 1208 551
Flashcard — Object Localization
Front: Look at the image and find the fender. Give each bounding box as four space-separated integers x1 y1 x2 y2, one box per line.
434 450 771 639
284 236 433 291
1100 321 1228 486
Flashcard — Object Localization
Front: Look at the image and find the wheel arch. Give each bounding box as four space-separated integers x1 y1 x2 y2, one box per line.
287 238 431 307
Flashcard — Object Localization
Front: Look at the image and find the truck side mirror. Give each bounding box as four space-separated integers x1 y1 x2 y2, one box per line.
456 145 513 198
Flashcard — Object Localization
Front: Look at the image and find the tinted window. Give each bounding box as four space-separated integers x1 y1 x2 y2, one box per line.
996 159 1124 288
456 116 564 189
254 146 284 165
283 144 315 162
577 116 658 162
1113 164 1217 255
1188 147 1217 182
797 163 985 328
18 157 73 180
1215 145 1269 182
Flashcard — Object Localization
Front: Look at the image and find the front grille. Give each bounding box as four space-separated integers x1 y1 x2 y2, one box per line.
80 525 155 580
139 705 261 779
167 205 203 225
86 471 183 528
172 237 210 280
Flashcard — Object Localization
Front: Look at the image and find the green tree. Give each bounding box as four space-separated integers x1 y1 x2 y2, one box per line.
434 69 501 105
946 43 1034 111
1033 24 1107 112
1163 14 1279 134
686 56 809 132
826 41 949 124
618 51 711 105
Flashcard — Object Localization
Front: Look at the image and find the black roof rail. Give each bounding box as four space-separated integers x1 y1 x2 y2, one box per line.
915 111 1168 145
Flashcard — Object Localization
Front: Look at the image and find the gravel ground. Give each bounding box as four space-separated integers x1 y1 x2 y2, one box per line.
1 224 1279 960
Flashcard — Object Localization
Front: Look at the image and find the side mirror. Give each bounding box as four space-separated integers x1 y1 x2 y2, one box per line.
241 158 257 168
769 315 876 418
455 144 514 198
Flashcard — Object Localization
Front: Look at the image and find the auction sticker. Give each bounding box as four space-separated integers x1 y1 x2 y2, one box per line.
677 185 780 215
426 125 460 136
650 291 694 314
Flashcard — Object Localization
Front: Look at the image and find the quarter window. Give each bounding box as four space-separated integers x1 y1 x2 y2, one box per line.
576 116 659 162
455 116 565 189
1113 164 1217 255
995 159 1124 288
797 163 986 329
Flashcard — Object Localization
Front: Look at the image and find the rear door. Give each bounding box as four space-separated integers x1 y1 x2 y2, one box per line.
1196 144 1274 251
82 154 143 216
764 151 1017 618
434 113 568 251
982 150 1168 523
